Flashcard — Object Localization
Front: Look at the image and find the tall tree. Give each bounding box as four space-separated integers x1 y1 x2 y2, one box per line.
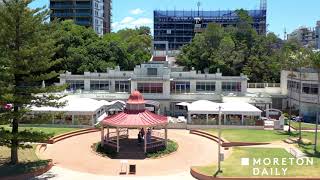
311 51 320 152
281 39 302 133
0 0 64 164
290 49 311 142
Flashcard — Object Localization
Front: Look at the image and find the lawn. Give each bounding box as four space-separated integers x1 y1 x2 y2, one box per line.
206 129 291 143
0 125 80 136
0 146 49 177
194 147 320 177
290 121 320 130
294 131 320 156
206 129 320 156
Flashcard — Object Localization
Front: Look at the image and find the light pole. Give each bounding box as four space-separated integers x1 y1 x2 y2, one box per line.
215 105 222 176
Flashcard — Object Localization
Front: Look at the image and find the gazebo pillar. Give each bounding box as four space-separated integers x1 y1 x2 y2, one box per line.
144 128 147 153
165 125 168 146
107 126 109 141
101 125 104 145
116 127 119 153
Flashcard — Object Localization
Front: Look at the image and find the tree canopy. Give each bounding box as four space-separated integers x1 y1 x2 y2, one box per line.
52 21 152 74
177 10 284 83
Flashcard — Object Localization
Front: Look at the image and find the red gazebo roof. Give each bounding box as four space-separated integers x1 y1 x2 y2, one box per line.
126 90 145 105
102 110 168 128
102 90 168 128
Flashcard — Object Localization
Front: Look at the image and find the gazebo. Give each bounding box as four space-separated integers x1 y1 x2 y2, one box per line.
100 91 168 153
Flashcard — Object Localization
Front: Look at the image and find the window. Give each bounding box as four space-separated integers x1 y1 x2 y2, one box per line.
115 81 130 92
196 82 216 92
171 81 190 94
147 68 157 76
222 82 241 92
90 80 110 91
287 80 301 93
137 83 163 93
66 80 84 91
302 83 318 95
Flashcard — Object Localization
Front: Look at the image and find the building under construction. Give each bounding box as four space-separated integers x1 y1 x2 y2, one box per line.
154 0 267 50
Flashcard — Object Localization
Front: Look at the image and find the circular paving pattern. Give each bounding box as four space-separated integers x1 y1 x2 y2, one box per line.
40 129 218 176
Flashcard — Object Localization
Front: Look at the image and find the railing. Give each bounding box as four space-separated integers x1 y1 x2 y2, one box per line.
50 5 74 9
248 83 280 88
151 131 165 139
52 13 74 17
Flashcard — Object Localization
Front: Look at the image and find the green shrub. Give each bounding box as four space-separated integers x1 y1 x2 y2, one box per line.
146 140 178 158
92 142 117 158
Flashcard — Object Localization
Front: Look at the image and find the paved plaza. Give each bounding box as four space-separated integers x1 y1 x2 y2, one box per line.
37 129 219 179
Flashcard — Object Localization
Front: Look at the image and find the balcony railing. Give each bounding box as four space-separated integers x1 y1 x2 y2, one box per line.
248 83 280 88
50 5 74 9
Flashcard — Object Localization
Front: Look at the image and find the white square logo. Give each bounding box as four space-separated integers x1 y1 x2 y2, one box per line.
241 158 250 166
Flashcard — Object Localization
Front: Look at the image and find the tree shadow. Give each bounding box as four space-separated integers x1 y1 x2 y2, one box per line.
0 160 51 177
275 130 299 137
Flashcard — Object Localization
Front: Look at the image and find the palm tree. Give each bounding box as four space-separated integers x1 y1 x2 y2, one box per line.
311 51 320 153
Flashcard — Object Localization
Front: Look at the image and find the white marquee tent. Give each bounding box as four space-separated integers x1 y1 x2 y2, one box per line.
187 100 262 116
186 100 262 125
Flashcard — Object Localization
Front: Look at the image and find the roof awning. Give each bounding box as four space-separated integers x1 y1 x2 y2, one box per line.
188 100 262 116
101 110 168 128
145 100 160 108
176 102 190 106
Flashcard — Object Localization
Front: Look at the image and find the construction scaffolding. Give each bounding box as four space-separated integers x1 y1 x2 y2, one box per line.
154 0 267 50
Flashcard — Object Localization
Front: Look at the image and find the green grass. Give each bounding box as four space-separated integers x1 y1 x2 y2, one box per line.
194 147 320 177
207 129 320 156
146 140 178 158
206 129 291 143
293 131 320 157
290 121 320 130
0 125 80 136
0 146 49 177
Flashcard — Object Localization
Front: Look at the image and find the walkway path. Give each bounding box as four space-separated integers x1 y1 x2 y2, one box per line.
33 166 195 180
36 129 218 179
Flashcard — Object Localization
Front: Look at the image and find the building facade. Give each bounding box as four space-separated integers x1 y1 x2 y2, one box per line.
153 1 267 50
281 69 320 123
316 21 320 49
59 62 251 116
288 27 316 48
50 0 111 35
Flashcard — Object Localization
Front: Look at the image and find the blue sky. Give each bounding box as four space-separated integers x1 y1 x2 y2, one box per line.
30 0 320 38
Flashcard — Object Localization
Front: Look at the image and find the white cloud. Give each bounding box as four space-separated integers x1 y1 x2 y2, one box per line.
120 17 135 24
130 8 144 15
131 18 152 26
112 17 153 32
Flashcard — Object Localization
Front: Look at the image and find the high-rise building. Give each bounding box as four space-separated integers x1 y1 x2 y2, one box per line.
316 21 320 49
153 0 267 51
288 27 316 48
50 0 111 35
103 0 112 34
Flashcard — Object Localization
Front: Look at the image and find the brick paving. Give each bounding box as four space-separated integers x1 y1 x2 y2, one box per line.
38 129 218 177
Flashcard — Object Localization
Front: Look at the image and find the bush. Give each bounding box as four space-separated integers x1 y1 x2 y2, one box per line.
146 140 178 158
92 142 117 158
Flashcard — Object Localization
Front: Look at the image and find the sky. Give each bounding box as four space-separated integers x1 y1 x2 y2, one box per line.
30 0 320 39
